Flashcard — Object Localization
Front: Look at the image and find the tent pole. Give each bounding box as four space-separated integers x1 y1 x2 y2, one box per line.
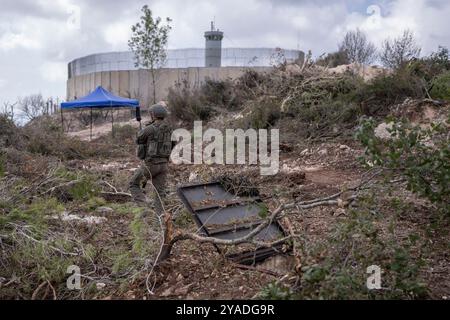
90 108 93 141
111 109 115 138
60 106 64 133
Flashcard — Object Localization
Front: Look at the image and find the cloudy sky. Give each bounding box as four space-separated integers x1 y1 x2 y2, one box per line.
0 0 449 110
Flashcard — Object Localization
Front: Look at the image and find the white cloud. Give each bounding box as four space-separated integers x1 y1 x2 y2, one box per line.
0 24 42 51
103 21 133 49
40 62 67 82
0 0 448 107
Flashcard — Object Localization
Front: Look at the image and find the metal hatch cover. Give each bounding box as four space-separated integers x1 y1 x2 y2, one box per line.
177 181 290 265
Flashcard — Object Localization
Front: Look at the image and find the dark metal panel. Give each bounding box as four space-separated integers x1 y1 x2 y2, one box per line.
210 223 284 242
195 203 262 227
177 181 291 264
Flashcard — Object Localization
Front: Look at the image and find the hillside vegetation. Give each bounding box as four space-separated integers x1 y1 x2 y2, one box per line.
1 47 449 300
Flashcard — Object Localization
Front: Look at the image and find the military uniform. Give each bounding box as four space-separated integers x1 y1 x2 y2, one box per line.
129 118 173 214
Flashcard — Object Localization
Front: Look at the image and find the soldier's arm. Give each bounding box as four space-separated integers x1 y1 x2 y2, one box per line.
136 125 154 144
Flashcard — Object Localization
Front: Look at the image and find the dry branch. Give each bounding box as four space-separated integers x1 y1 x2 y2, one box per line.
282 217 302 273
155 169 381 262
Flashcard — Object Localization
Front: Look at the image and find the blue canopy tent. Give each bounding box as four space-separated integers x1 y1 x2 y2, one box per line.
61 86 140 140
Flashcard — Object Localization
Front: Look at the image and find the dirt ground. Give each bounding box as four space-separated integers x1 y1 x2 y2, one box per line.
1 107 448 300
58 132 447 300
64 146 360 299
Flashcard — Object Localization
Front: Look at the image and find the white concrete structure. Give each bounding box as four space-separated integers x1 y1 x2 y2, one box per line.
67 27 304 107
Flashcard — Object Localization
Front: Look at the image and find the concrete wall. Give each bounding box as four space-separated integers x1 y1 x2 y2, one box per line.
68 49 304 77
67 66 272 107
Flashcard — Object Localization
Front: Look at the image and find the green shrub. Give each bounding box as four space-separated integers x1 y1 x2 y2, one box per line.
16 116 121 160
68 176 99 201
409 46 450 85
130 212 147 256
295 203 428 299
356 116 450 212
168 80 215 122
430 71 450 101
129 207 160 259
7 235 75 296
258 282 293 300
110 203 145 216
316 50 350 68
0 198 63 229
302 264 328 284
0 152 5 177
85 197 107 211
0 115 24 149
240 97 281 129
201 78 242 110
112 124 136 142
111 251 133 275
390 247 427 297
356 69 424 115
236 69 265 89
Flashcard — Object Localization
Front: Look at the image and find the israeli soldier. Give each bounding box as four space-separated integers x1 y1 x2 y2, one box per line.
129 104 173 214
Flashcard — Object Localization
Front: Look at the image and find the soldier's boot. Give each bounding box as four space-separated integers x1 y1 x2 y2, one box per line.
130 187 148 204
129 167 149 204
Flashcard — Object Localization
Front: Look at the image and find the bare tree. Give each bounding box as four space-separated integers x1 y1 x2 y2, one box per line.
18 95 60 121
339 29 377 65
380 30 421 69
270 47 287 68
19 94 47 121
2 101 16 122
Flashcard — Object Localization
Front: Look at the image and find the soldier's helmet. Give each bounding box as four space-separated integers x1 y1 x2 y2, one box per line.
149 104 168 119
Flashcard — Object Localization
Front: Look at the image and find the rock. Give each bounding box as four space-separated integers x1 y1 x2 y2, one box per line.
188 172 199 182
259 255 295 274
300 148 309 156
318 149 328 156
96 283 106 290
337 198 349 208
160 287 173 297
54 212 107 225
334 208 347 217
83 216 107 224
126 290 136 299
176 273 184 282
174 284 193 296
374 122 395 140
96 206 114 216
339 144 351 151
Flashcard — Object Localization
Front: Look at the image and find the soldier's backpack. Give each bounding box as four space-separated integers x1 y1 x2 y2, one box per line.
146 122 172 159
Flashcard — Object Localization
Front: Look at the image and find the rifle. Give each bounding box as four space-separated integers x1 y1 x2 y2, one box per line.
136 106 142 130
